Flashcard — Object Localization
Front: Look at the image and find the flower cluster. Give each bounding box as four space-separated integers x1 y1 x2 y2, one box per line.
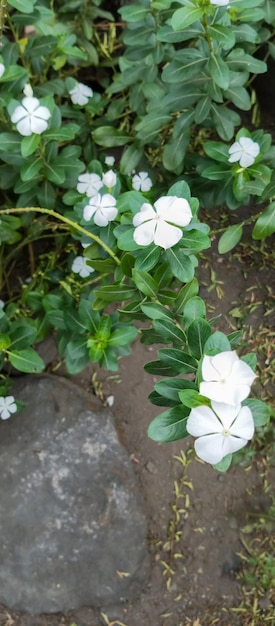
186 351 257 465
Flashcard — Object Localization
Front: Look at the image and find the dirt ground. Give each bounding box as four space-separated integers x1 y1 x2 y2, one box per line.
1 218 274 626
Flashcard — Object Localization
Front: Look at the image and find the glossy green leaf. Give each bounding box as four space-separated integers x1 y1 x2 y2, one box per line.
178 389 210 409
218 224 243 253
187 318 212 359
203 331 231 354
8 348 45 373
173 278 199 315
158 348 197 374
148 405 190 442
132 270 158 297
171 6 204 30
93 126 130 147
20 134 40 158
243 398 271 427
252 203 275 240
183 296 206 327
109 325 139 346
165 247 194 282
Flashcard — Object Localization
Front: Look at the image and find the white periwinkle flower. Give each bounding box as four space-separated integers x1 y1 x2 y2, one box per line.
0 299 4 309
133 196 192 249
105 155 115 166
210 0 229 6
23 83 33 97
186 401 254 465
132 171 153 192
77 173 103 197
102 169 117 189
0 62 5 78
11 97 51 136
228 137 260 168
69 82 93 106
0 396 17 420
71 256 95 278
83 193 118 226
200 351 256 407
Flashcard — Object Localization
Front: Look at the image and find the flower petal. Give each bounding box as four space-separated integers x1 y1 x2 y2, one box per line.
133 221 156 246
16 117 33 136
154 220 182 249
11 105 28 123
34 105 51 121
200 381 245 406
83 204 97 221
231 359 257 386
211 401 240 429
239 153 255 168
239 137 260 157
21 96 41 113
201 351 237 382
133 203 156 226
30 116 49 134
154 196 192 227
194 433 225 464
186 405 223 437
229 406 254 440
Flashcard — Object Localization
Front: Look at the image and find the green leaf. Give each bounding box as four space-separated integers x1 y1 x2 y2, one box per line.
155 378 197 402
20 156 43 181
194 96 212 124
209 54 230 89
241 353 257 371
204 141 231 163
65 339 89 374
243 398 270 427
153 319 186 346
132 269 158 297
203 331 231 354
94 285 137 302
252 203 275 240
8 348 45 373
8 0 36 12
218 224 243 253
119 4 150 20
162 131 190 172
109 325 139 346
208 24 235 49
183 296 206 327
120 143 143 175
21 134 40 158
78 300 99 334
173 278 199 315
178 389 210 409
144 360 178 376
135 245 161 272
187 318 212 359
158 348 197 374
92 126 130 147
179 230 210 254
120 253 135 278
148 405 190 442
171 6 204 30
140 302 174 321
165 247 194 282
9 320 37 349
213 454 232 472
43 124 79 142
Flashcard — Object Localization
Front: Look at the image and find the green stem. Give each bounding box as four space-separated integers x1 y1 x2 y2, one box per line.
0 207 120 264
211 210 263 235
0 0 7 47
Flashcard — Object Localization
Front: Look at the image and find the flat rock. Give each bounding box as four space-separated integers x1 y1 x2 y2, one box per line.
0 375 149 613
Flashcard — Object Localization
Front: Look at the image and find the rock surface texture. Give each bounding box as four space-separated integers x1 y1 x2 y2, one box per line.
0 375 149 613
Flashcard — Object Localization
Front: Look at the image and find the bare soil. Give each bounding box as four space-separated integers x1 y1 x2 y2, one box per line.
0 226 274 626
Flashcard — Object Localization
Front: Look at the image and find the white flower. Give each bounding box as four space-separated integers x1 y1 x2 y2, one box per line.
77 173 103 197
0 396 17 420
200 351 256 406
69 82 93 106
23 83 33 97
0 299 4 309
186 401 254 464
105 155 115 166
71 256 95 278
210 0 229 6
102 169 117 189
0 63 5 78
132 171 153 192
228 137 260 168
11 97 51 136
133 196 192 249
83 193 118 226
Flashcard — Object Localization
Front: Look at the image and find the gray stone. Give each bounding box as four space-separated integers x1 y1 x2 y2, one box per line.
0 375 149 613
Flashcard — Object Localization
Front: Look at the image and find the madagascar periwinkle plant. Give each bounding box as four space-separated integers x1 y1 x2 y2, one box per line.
0 0 273 471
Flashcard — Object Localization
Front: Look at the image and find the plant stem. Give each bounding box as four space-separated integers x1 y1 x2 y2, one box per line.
0 207 120 264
